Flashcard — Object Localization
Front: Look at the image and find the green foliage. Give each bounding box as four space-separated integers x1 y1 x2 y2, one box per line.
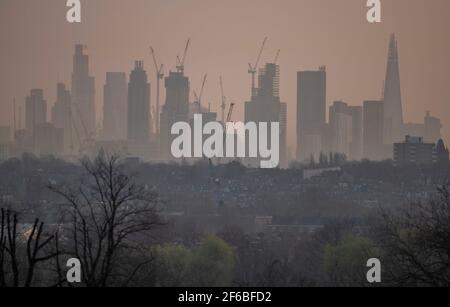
190 235 235 287
154 235 235 287
324 234 379 286
153 245 192 287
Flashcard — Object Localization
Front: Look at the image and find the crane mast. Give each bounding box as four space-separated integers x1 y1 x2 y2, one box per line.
248 37 267 98
193 74 208 113
219 76 226 125
273 49 280 64
176 39 190 74
227 102 235 123
150 46 164 136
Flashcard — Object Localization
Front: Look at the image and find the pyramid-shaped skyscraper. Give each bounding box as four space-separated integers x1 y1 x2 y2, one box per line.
383 34 404 143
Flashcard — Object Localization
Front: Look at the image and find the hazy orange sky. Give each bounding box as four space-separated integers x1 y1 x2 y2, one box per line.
1 0 450 155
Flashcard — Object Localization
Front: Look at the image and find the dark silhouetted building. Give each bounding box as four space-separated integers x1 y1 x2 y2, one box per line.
25 89 47 152
51 83 72 154
127 61 155 160
103 72 127 140
128 61 151 142
394 136 436 166
297 66 326 162
71 44 96 147
436 139 449 164
25 89 47 136
363 100 384 160
160 71 190 160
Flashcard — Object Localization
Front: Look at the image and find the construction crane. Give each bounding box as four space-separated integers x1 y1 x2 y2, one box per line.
248 37 267 98
193 74 207 113
176 39 190 74
217 102 236 166
227 102 235 123
273 49 280 65
219 76 226 125
72 102 95 157
150 46 164 136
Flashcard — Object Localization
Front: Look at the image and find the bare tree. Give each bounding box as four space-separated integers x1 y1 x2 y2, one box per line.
50 154 161 287
0 208 61 287
372 184 450 286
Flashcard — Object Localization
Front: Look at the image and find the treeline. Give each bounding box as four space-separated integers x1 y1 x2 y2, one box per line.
1 154 450 287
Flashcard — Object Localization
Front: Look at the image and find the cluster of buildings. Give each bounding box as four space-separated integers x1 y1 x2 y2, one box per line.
0 42 289 167
0 34 447 167
297 34 446 166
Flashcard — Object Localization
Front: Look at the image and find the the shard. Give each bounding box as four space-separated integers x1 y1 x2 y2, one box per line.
383 34 404 143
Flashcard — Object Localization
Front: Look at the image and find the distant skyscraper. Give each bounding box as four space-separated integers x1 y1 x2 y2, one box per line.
363 100 384 160
328 102 363 161
128 61 151 142
383 34 404 144
402 111 442 145
424 111 442 143
349 106 363 161
35 123 64 157
51 83 72 153
71 44 96 146
160 71 190 160
103 72 127 140
0 126 11 162
25 89 47 151
245 63 287 167
297 66 327 162
329 101 353 159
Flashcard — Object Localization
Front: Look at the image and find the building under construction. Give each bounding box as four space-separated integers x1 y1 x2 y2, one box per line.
245 63 287 168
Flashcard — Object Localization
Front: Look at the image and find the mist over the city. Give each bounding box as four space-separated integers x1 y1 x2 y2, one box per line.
1 0 450 290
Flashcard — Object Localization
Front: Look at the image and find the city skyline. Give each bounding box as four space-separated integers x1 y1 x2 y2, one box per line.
2 1 450 289
1 0 450 156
